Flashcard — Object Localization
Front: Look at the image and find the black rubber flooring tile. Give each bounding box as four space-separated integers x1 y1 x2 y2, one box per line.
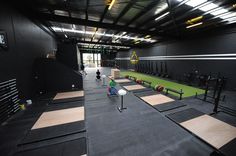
154 101 186 112
134 90 159 97
20 121 85 145
211 112 236 127
46 101 84 111
219 138 236 156
37 93 56 101
119 82 137 86
15 137 87 156
50 97 84 104
18 132 86 152
166 108 205 123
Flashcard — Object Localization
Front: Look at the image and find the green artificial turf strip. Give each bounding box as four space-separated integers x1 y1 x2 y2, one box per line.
121 71 205 98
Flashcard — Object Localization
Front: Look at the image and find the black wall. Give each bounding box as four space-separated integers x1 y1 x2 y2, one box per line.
57 43 79 71
101 52 117 67
34 58 83 94
116 28 236 90
0 4 56 99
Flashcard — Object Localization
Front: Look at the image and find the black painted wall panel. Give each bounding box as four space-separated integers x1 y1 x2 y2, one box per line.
116 28 236 90
57 43 79 71
0 4 56 99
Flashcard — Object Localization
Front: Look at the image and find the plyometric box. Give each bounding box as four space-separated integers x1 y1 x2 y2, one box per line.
111 69 120 79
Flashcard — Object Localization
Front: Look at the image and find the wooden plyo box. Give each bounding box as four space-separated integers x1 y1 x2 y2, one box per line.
111 69 120 79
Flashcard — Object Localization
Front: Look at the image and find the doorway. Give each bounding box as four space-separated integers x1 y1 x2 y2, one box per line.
82 53 101 68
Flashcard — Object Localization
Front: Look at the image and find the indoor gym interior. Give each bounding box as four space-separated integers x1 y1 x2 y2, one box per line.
0 0 236 156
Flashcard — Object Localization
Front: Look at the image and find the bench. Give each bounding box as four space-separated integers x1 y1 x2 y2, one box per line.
129 76 137 81
166 88 184 100
142 80 152 88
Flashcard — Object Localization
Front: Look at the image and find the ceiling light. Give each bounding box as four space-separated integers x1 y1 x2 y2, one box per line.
233 4 236 8
155 12 170 21
185 0 208 7
219 13 236 20
64 34 68 38
226 16 236 21
199 2 218 11
210 8 228 16
134 41 140 44
108 0 116 10
77 43 130 49
227 20 236 24
52 27 157 43
144 35 151 39
186 22 203 28
155 3 168 15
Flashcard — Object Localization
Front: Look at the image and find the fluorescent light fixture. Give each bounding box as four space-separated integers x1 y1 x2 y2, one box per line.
227 20 236 24
226 16 236 21
175 0 234 26
155 12 170 21
52 27 157 43
134 41 140 44
144 35 151 39
219 13 236 20
186 22 203 28
155 3 168 15
210 8 228 16
108 0 116 10
199 3 218 11
185 0 208 7
77 42 130 49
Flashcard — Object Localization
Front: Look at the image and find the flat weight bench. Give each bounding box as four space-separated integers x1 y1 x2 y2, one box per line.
166 88 184 100
129 76 137 81
142 80 152 88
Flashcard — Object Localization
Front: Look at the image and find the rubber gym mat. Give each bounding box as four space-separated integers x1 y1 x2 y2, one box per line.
18 132 86 152
20 121 85 145
154 101 186 112
46 101 84 111
219 138 236 156
140 94 174 106
50 96 84 104
134 90 159 97
166 108 205 123
181 115 236 149
123 84 146 91
15 137 87 156
131 88 154 93
38 93 56 101
119 82 137 86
